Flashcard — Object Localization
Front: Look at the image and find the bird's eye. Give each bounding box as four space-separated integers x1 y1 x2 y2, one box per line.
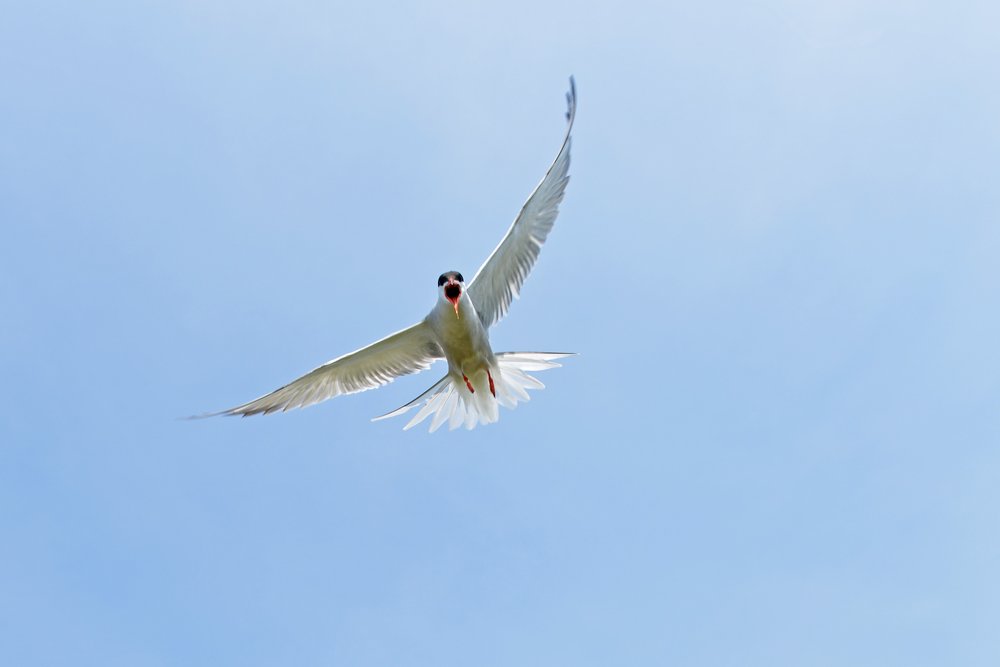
455 272 464 283
438 274 447 287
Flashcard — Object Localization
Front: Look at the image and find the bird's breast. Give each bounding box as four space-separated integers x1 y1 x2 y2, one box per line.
428 297 494 372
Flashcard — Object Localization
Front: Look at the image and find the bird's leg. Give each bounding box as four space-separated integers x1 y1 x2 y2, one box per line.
462 374 475 393
487 370 496 398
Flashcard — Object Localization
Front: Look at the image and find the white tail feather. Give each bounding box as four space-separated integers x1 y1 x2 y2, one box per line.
371 352 574 432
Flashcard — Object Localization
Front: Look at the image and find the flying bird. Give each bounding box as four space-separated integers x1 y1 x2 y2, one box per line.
209 78 576 432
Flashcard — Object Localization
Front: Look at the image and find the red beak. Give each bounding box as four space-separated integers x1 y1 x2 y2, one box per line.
444 281 461 317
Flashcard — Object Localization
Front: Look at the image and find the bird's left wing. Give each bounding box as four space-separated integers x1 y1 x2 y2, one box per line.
212 321 442 416
466 77 576 329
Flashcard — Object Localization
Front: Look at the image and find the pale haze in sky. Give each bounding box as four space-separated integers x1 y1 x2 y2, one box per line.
2 1 999 665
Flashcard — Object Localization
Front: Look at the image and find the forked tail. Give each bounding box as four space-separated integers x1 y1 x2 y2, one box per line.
372 352 574 432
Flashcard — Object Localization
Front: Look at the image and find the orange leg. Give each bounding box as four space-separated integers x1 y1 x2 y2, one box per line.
462 374 475 393
487 370 496 398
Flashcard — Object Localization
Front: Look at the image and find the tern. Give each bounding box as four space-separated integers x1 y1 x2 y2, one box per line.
209 78 576 432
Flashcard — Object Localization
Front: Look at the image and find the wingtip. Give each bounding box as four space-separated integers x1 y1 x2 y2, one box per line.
181 411 222 421
566 76 577 122
183 406 263 420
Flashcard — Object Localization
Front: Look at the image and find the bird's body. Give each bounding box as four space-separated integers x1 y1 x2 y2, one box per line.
206 79 577 432
427 284 494 383
426 294 499 426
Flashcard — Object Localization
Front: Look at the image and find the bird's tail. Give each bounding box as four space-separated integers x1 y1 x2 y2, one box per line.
371 352 574 432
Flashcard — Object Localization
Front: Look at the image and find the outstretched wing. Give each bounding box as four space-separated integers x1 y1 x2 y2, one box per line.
466 77 576 329
213 321 442 416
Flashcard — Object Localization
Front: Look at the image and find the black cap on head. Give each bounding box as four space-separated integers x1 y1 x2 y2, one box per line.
437 271 464 286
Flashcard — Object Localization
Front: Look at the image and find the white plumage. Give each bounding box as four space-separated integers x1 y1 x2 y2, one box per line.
373 352 573 432
207 78 577 431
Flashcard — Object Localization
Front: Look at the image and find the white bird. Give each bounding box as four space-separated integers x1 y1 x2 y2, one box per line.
210 78 576 432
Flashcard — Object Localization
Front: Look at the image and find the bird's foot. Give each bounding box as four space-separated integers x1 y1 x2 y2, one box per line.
463 374 475 393
487 370 496 398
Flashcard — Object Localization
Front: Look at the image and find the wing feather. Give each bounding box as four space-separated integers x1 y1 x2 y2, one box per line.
466 77 576 329
216 321 441 416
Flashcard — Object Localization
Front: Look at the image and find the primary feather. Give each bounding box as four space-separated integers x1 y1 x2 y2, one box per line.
217 323 441 416
466 77 576 329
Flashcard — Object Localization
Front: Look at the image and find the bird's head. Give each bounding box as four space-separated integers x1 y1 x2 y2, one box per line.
437 271 465 317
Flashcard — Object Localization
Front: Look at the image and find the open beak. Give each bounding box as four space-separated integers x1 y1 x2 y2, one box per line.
444 281 462 317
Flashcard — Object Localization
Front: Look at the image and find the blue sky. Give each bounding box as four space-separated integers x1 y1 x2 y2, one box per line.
2 0 999 664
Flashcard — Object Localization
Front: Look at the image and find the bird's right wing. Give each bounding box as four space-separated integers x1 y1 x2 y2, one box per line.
209 321 442 416
466 77 576 329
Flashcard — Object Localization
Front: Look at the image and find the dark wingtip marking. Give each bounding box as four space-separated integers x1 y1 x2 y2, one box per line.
566 76 576 121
